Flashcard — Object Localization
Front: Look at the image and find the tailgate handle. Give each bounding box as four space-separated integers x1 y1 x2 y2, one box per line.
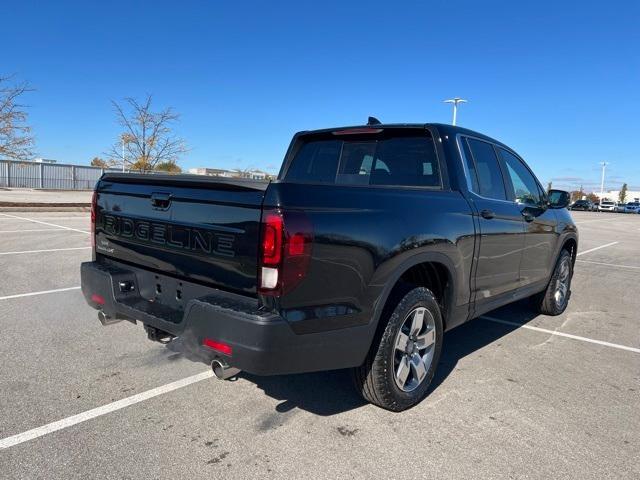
150 192 172 210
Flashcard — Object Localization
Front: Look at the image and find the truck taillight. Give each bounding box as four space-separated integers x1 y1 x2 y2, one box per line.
262 213 283 266
259 209 312 296
90 190 97 248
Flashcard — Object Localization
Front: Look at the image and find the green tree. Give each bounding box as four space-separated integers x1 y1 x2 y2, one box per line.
90 156 109 168
585 192 599 204
155 160 182 173
618 183 628 203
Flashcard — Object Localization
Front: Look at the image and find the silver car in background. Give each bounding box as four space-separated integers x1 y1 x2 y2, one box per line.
624 202 640 213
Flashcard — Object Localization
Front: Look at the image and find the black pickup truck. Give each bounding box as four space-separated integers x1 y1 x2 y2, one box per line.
81 121 577 411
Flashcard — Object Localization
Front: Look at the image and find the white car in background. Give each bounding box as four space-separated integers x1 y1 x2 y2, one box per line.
624 202 640 213
598 200 617 212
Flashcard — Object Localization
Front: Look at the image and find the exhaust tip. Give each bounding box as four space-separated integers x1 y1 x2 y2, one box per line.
98 310 122 326
211 359 241 380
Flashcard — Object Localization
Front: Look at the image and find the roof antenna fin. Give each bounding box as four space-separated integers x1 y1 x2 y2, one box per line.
367 116 381 126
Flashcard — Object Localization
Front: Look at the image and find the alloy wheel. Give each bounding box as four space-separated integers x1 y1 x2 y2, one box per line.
554 257 571 308
392 306 437 392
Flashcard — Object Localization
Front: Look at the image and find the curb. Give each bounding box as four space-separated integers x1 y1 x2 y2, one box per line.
0 205 90 212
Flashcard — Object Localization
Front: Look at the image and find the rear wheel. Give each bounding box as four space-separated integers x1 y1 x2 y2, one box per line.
533 249 573 315
351 287 443 411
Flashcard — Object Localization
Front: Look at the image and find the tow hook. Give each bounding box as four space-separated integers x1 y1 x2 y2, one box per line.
211 358 241 380
144 325 174 344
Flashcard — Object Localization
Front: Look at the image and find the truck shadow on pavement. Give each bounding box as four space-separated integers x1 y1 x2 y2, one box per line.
238 299 540 416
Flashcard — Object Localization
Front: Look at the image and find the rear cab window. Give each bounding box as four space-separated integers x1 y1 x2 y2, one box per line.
283 129 441 188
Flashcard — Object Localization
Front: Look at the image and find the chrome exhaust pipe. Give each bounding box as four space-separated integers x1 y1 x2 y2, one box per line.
98 310 122 326
211 359 241 380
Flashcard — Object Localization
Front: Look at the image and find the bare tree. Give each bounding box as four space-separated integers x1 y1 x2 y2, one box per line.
0 75 35 160
107 95 187 171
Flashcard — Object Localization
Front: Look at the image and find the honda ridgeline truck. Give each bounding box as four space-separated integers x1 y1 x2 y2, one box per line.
81 121 577 411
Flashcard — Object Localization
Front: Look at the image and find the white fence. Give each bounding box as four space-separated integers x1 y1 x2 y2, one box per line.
0 160 127 190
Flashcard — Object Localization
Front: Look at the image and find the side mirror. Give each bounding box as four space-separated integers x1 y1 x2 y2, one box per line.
548 189 571 209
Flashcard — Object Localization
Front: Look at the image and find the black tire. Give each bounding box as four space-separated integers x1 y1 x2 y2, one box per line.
351 287 443 412
533 249 573 316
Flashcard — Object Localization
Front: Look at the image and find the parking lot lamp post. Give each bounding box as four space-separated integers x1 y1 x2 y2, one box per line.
599 162 608 198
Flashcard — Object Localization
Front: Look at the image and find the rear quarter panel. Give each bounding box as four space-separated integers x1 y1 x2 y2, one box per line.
264 182 476 334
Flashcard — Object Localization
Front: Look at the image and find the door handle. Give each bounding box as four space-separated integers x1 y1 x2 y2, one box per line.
522 211 535 222
480 209 495 219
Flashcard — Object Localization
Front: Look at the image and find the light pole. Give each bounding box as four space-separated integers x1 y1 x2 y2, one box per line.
599 161 608 199
444 97 467 126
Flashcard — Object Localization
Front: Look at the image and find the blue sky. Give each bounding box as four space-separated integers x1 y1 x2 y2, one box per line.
4 0 639 192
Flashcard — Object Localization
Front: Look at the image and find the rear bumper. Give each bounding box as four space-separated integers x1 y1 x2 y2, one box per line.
80 261 371 375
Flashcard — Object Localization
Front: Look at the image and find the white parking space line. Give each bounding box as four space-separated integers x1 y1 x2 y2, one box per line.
0 228 69 233
573 218 611 225
0 286 81 301
0 213 89 234
482 316 640 354
2 312 637 451
0 370 213 450
576 241 619 257
0 247 91 256
576 259 640 270
575 218 640 226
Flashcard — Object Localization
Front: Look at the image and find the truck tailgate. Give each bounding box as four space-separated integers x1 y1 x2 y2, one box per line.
95 173 268 294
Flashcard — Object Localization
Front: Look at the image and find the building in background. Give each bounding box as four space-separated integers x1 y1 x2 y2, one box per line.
188 167 272 180
33 157 58 164
188 167 235 177
600 189 640 203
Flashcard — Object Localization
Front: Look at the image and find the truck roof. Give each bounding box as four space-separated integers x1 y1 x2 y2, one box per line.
295 123 509 150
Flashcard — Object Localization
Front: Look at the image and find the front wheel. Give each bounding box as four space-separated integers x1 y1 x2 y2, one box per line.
351 287 443 412
533 249 573 315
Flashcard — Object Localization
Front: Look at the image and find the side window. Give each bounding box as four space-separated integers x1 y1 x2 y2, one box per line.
498 148 542 206
466 138 507 200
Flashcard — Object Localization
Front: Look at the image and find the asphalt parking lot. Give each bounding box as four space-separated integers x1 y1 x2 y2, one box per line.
0 210 638 479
